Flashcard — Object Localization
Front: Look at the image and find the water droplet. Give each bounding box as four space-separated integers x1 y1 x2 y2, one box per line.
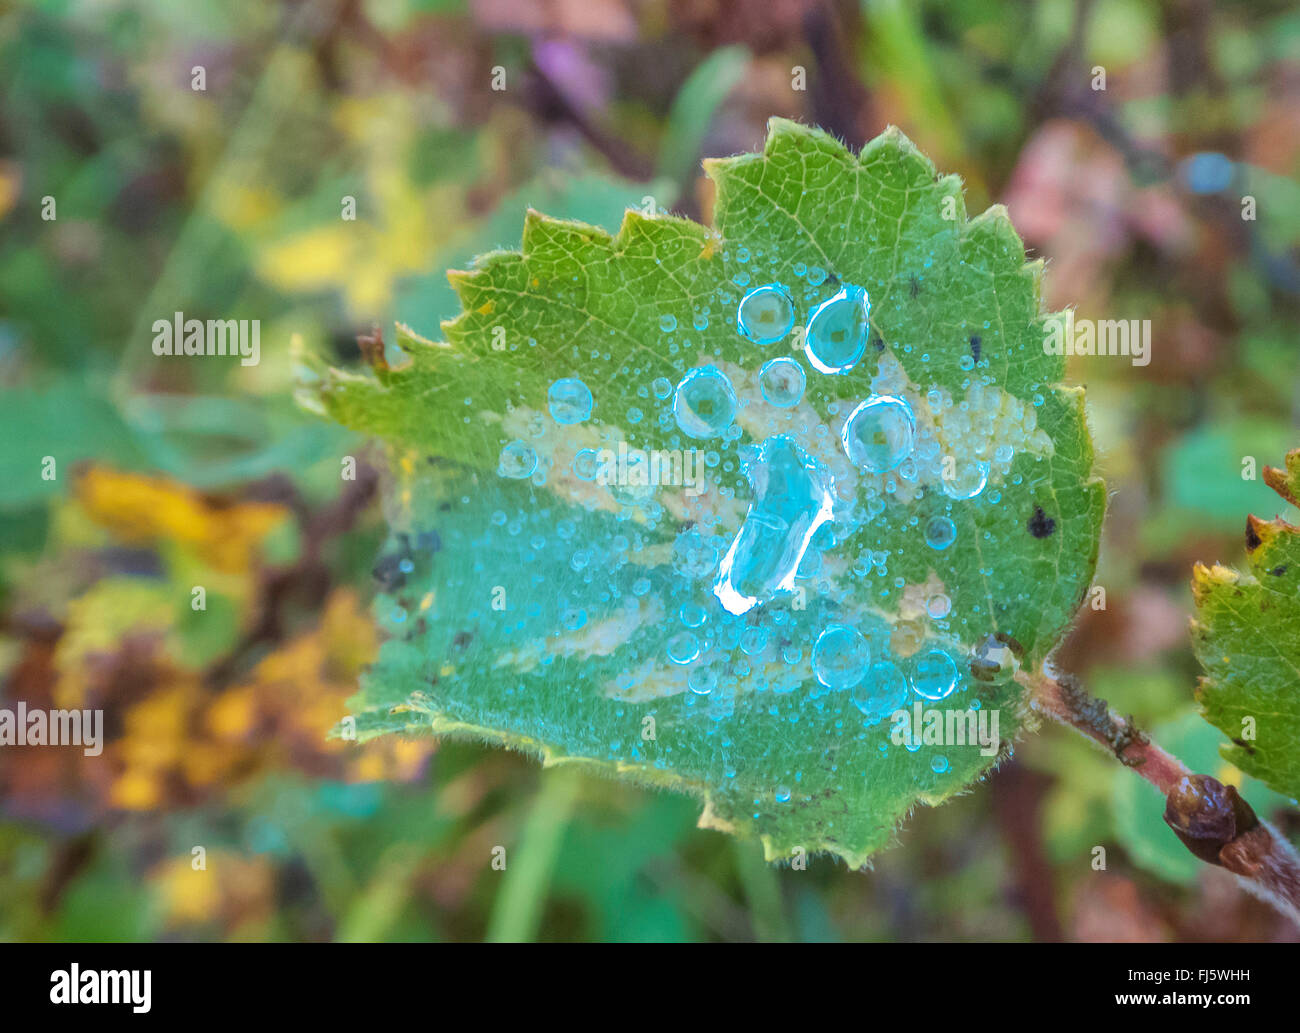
562 607 587 630
851 661 908 723
931 754 950 774
804 284 869 373
547 377 593 424
942 458 990 500
713 436 835 615
971 633 1020 683
926 593 951 619
775 785 792 803
910 648 959 701
667 631 700 665
688 666 717 696
924 516 956 550
736 283 795 345
740 626 769 655
652 376 672 400
679 602 708 627
498 440 538 479
841 395 916 472
572 448 600 481
673 528 723 580
673 366 738 439
811 623 870 691
659 314 678 333
759 356 806 408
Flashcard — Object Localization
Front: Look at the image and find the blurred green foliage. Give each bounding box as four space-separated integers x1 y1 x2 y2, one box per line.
0 0 1297 942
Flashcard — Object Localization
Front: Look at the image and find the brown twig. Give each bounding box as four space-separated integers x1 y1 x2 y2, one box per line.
1021 665 1300 928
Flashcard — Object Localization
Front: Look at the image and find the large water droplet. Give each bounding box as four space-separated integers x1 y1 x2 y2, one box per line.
804 284 870 373
841 395 915 472
851 660 908 723
736 283 795 345
811 623 870 691
498 440 538 479
759 357 806 408
910 648 959 701
673 366 737 439
547 377 593 424
713 435 835 615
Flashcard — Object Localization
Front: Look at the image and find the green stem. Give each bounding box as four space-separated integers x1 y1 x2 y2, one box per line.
486 767 582 943
732 839 792 942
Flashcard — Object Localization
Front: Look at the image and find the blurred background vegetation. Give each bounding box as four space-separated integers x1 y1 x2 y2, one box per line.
1 0 1298 942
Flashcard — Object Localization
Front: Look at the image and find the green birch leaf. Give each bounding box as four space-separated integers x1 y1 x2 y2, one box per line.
304 119 1105 866
1192 448 1300 800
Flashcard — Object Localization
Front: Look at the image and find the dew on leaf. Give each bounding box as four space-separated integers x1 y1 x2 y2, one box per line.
851 660 908 723
910 648 959 701
547 377 593 424
924 516 957 551
841 395 916 472
758 356 805 408
804 284 870 373
942 458 990 500
498 440 538 479
713 435 835 615
667 631 700 665
688 666 717 696
812 623 870 691
673 365 737 439
736 283 795 345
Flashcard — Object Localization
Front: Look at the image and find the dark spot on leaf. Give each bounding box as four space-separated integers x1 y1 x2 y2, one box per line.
372 554 406 590
417 530 442 553
438 502 452 512
1271 565 1288 576
1027 505 1056 538
453 631 473 649
969 335 981 362
908 275 921 298
872 335 885 352
1245 519 1261 552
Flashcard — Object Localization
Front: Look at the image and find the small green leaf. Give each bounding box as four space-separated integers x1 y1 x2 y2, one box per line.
1192 448 1300 800
307 120 1104 865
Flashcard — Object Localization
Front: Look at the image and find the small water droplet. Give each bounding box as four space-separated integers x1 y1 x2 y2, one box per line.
498 440 538 479
759 356 806 408
547 377 593 424
667 631 700 665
